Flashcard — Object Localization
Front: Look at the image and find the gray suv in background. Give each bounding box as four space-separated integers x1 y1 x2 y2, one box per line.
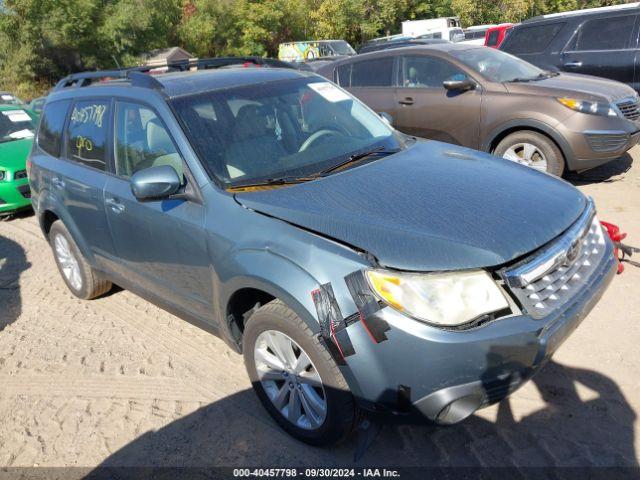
29 67 616 445
317 44 640 176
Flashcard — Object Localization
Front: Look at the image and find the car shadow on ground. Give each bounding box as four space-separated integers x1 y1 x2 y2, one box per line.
0 232 30 332
565 153 633 186
85 359 637 474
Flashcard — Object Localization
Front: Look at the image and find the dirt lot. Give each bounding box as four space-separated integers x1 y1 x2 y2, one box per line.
0 150 639 470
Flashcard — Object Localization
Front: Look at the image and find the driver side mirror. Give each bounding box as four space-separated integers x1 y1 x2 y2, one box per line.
443 77 475 92
131 165 181 201
378 112 393 126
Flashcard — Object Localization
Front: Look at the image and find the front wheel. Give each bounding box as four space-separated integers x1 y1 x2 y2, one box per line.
494 130 565 176
243 300 357 446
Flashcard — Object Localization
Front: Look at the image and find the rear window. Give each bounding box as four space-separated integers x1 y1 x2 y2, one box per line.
338 57 395 87
569 14 637 51
66 100 110 171
503 22 565 54
37 100 70 157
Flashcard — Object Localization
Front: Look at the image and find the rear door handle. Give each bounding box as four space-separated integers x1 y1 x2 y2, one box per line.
105 197 125 214
399 97 414 106
564 61 583 68
52 177 65 189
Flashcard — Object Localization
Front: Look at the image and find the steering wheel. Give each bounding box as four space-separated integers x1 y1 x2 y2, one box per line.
298 129 343 152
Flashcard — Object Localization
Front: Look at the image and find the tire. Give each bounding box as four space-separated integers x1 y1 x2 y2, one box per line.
243 299 357 446
49 221 112 300
494 130 565 177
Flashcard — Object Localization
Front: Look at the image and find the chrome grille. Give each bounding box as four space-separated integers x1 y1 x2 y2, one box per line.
14 169 27 180
616 98 640 121
502 200 607 319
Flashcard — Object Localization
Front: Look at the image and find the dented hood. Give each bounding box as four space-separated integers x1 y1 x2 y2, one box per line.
235 141 587 271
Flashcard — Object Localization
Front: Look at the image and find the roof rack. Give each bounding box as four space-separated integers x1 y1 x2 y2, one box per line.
54 68 165 91
53 56 298 92
523 2 640 23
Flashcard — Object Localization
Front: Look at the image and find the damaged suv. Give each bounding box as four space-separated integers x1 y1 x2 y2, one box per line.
29 67 616 445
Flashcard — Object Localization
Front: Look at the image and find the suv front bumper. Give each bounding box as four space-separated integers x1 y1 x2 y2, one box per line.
558 113 640 170
342 239 616 423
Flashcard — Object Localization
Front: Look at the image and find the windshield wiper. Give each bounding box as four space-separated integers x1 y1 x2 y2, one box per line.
509 72 554 83
317 147 400 176
228 175 316 190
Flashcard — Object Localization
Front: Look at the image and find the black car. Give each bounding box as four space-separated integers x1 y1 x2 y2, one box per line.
500 4 640 92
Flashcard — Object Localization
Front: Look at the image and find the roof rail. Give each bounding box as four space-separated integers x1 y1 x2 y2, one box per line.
53 68 164 91
523 2 640 23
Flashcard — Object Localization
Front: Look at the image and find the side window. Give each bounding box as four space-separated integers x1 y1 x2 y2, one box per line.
503 23 565 54
570 15 636 51
402 56 463 88
66 100 109 171
486 30 500 47
113 101 184 180
348 57 395 87
37 100 70 157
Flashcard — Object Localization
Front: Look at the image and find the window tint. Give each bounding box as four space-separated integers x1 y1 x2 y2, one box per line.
571 15 636 51
37 100 70 157
114 101 184 180
339 57 395 87
503 23 564 54
402 56 463 88
66 100 109 170
486 30 500 46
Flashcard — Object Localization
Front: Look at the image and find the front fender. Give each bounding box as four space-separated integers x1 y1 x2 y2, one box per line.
219 248 322 336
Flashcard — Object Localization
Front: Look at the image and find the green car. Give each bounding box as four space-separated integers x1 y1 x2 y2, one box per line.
0 105 38 217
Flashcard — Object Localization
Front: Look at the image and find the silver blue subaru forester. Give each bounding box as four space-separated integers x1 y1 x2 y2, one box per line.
28 65 616 445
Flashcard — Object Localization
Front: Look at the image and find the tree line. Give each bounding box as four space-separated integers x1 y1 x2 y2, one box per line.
0 0 628 98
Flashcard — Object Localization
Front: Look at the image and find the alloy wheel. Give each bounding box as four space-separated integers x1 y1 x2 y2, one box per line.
254 330 327 430
54 234 82 291
502 142 548 172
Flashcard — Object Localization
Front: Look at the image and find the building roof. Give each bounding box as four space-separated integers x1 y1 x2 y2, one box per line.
141 47 193 66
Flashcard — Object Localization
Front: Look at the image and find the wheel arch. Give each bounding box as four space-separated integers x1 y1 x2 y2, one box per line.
37 192 96 265
482 119 575 168
220 251 325 353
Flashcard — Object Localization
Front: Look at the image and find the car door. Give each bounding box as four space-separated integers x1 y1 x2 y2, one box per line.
562 14 639 89
58 98 117 269
335 55 399 122
394 54 482 148
103 100 212 320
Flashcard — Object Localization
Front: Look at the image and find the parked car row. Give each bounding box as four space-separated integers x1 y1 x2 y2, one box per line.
317 43 640 175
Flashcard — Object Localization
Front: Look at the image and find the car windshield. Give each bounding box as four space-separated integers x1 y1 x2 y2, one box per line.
328 41 356 56
171 76 403 188
451 47 550 83
0 109 36 143
0 93 25 106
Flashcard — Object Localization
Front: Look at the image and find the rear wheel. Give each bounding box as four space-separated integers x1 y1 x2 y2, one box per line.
49 221 112 300
494 130 565 176
243 300 357 446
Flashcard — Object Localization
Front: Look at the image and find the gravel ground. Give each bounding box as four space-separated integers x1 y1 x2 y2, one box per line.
0 150 639 470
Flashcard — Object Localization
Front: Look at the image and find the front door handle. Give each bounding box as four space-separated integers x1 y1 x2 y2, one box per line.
564 61 583 68
399 97 414 105
105 197 125 214
52 177 65 189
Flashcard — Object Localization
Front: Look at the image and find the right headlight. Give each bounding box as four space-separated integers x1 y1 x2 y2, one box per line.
557 97 617 117
0 170 5 181
366 269 510 327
